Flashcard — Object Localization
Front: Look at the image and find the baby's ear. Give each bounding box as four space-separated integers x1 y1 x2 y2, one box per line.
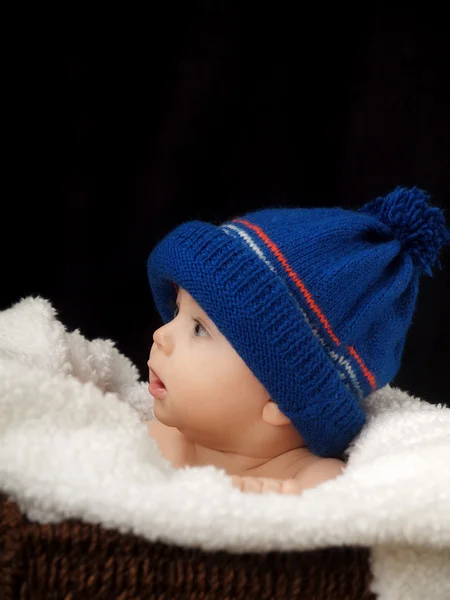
262 400 292 426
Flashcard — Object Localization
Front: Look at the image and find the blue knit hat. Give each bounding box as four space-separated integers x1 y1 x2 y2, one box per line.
147 186 450 458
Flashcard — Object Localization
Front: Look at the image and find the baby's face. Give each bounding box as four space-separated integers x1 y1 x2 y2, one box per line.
148 287 270 448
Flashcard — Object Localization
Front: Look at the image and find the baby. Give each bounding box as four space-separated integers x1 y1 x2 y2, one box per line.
145 186 449 495
147 286 344 494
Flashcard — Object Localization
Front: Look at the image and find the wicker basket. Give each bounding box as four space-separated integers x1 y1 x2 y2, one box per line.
1 494 375 600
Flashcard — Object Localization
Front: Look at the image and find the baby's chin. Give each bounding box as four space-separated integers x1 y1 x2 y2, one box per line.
151 396 171 423
151 396 186 430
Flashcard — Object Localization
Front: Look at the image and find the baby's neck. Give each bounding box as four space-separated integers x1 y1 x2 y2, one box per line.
147 420 320 479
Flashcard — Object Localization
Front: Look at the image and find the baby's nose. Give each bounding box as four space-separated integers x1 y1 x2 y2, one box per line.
152 323 174 355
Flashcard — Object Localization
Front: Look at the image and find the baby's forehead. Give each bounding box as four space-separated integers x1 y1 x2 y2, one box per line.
176 285 218 330
176 286 208 314
176 286 221 330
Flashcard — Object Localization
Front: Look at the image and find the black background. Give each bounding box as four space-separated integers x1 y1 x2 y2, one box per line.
3 7 449 405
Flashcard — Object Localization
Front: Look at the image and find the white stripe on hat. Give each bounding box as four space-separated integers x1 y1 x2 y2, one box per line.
222 224 277 273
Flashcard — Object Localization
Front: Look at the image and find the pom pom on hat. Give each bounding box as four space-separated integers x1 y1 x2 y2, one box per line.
359 186 450 277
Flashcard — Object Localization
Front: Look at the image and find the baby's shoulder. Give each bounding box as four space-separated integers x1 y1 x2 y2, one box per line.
294 458 346 489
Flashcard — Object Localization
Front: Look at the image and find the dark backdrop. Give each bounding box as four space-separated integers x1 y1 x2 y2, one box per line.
3 7 449 405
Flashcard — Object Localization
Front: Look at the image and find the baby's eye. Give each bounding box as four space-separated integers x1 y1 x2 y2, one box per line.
193 320 208 337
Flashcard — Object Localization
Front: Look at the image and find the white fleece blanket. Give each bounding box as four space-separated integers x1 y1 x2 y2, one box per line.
0 297 449 600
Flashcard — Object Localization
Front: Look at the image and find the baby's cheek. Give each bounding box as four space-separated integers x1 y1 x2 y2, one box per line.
209 388 251 424
190 370 218 398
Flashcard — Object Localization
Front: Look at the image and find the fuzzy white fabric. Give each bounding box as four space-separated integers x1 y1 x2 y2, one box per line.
0 297 449 600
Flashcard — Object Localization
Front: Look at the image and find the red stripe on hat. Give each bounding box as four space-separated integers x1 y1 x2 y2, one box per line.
234 218 377 391
347 346 376 390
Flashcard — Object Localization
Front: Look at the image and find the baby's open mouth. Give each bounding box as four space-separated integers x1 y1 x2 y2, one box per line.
149 369 167 399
